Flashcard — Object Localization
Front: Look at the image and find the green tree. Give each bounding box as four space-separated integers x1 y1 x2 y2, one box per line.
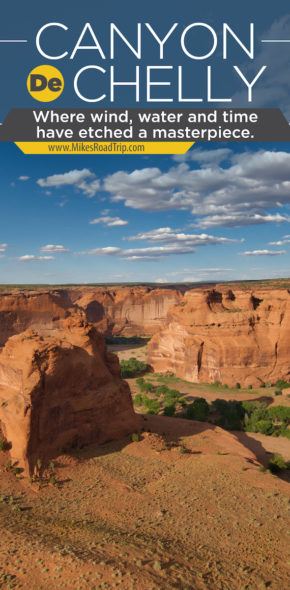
186 398 210 421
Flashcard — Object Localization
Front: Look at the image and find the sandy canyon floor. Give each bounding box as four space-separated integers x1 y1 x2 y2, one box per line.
0 413 290 590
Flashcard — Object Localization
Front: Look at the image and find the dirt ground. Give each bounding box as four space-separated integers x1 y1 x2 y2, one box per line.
1 341 289 589
0 415 290 590
107 342 148 363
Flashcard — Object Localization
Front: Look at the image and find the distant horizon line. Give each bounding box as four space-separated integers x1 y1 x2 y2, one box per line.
0 277 289 289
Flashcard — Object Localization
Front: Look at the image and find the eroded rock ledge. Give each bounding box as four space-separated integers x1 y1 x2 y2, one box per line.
148 288 290 387
0 317 139 474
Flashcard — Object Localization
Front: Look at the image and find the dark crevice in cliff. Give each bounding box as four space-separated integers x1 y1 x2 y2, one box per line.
197 342 204 375
251 295 263 310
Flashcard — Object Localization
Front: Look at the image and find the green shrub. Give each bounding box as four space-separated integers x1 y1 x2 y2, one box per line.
254 420 275 435
141 382 154 393
0 438 9 452
136 377 145 387
186 398 210 421
244 405 269 433
143 398 160 415
131 433 141 443
280 428 290 439
275 389 282 396
163 404 176 417
275 380 290 390
236 382 241 389
267 406 290 423
155 385 169 396
213 399 245 430
248 384 253 390
268 454 290 474
134 394 144 407
163 389 181 404
242 401 266 416
120 358 149 378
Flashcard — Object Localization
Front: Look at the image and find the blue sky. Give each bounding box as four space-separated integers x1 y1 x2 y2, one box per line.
1 142 290 284
1 1 290 283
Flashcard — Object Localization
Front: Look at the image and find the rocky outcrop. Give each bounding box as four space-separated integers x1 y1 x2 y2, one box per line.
74 287 183 337
148 288 290 387
0 287 183 344
0 318 139 474
0 290 76 346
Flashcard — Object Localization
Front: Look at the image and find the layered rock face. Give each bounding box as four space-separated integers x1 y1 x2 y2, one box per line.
74 287 183 337
0 318 139 474
148 288 290 387
0 290 75 346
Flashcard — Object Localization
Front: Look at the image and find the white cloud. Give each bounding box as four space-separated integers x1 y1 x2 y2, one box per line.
37 169 100 198
85 245 195 258
193 212 290 229
0 243 7 253
19 176 30 181
269 235 290 246
40 244 69 253
241 250 287 257
82 228 239 260
18 255 55 262
90 216 128 227
103 151 290 227
173 148 232 165
128 227 240 246
86 247 122 256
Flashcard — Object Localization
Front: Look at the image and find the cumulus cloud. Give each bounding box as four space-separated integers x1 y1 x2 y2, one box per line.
19 176 30 181
269 235 290 246
85 247 122 256
241 249 287 257
0 244 7 253
40 244 69 253
173 148 232 165
82 228 239 260
103 151 290 225
90 216 128 227
18 255 54 262
86 244 197 259
193 212 290 229
37 169 100 198
127 227 240 246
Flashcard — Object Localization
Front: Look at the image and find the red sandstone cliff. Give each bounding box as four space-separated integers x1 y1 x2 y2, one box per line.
147 288 290 387
0 287 183 344
0 290 76 346
74 286 183 336
0 318 139 474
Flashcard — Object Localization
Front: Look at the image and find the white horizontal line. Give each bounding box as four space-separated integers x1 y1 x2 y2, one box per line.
261 39 290 43
0 40 28 43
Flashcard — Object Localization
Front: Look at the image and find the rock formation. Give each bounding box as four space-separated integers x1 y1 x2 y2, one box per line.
0 318 139 474
0 287 183 344
0 289 75 346
74 286 183 336
148 288 290 387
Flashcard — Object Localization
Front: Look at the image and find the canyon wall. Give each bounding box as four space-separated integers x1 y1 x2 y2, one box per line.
0 318 139 474
0 290 76 346
74 286 183 336
147 288 290 387
0 287 183 345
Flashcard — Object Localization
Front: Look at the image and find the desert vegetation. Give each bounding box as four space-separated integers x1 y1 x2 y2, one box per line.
120 357 149 378
131 376 290 439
